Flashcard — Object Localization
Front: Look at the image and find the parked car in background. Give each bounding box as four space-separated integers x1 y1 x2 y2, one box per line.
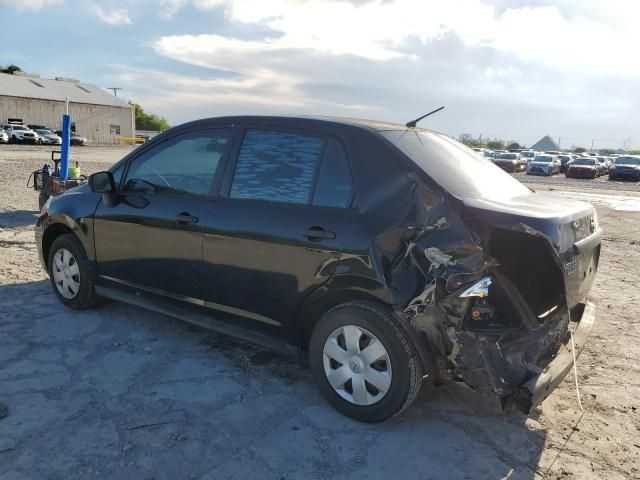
54 131 88 146
493 152 527 172
595 157 610 174
34 115 600 422
35 129 62 145
1 124 39 143
608 156 640 182
28 124 52 131
521 150 536 162
526 154 561 176
0 128 8 144
491 149 506 158
566 157 600 179
557 154 574 173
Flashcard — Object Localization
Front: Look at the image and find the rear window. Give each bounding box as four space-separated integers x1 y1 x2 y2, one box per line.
534 155 553 162
497 153 517 159
381 130 531 201
614 156 640 165
572 159 596 166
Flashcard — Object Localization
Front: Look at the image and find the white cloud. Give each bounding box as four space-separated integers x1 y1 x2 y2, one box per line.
155 0 639 73
118 0 640 147
0 0 63 11
91 4 132 26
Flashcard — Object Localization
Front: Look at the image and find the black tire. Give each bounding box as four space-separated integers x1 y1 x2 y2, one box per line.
47 233 99 309
309 301 423 422
11 135 17 143
38 192 49 211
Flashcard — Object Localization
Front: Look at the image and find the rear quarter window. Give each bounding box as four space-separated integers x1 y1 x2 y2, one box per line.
312 139 354 208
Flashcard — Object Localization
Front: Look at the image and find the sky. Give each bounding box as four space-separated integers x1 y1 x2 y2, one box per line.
1 0 639 149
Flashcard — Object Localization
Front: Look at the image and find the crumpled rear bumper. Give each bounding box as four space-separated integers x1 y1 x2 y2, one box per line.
513 299 596 414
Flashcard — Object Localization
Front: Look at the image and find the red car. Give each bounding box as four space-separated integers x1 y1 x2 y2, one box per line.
565 157 602 179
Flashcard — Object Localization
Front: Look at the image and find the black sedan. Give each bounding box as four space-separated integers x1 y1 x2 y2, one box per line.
35 115 599 422
609 156 640 181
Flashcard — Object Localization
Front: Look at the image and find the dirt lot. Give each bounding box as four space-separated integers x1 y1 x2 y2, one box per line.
0 145 638 479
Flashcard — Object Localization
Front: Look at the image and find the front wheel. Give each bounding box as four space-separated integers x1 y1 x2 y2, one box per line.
48 234 99 309
309 301 423 422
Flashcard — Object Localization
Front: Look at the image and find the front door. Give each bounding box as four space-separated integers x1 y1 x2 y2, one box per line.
202 128 358 337
93 127 234 301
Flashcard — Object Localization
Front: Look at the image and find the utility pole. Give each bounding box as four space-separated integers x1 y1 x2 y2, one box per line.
108 87 122 97
590 139 595 152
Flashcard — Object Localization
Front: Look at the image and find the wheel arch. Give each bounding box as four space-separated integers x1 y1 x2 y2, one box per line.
293 283 436 375
41 223 76 271
294 286 387 351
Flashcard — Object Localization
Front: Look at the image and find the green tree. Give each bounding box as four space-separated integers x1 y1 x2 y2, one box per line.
130 102 170 131
599 148 616 155
629 150 640 155
460 137 484 148
0 64 23 74
507 142 522 150
487 139 505 150
574 147 586 154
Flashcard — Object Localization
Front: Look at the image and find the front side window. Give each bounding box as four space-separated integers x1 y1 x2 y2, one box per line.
230 130 323 204
124 129 230 196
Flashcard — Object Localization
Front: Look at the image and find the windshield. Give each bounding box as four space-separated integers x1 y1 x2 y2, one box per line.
522 151 535 157
615 157 640 165
13 126 27 131
533 155 553 162
36 129 53 135
497 153 517 159
381 130 531 201
572 159 596 166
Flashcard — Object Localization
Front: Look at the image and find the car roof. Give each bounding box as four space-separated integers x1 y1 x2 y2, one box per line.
180 115 429 134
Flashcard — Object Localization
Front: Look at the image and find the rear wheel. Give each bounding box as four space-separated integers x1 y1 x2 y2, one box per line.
48 234 99 309
309 301 423 422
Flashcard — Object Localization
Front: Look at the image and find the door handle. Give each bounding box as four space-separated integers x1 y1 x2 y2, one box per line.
303 226 336 241
175 212 199 225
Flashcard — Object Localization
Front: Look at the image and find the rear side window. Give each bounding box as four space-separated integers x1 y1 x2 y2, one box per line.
230 130 323 204
312 139 354 208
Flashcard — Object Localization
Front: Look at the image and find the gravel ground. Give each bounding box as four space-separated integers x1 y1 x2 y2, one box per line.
0 145 638 479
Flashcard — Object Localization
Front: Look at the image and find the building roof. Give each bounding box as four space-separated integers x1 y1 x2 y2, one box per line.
531 135 560 151
0 73 130 108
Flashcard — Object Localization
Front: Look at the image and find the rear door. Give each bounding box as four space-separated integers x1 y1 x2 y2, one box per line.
93 127 234 301
201 127 358 338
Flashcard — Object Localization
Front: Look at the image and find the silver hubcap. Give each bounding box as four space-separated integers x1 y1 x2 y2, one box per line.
323 325 392 406
52 248 80 299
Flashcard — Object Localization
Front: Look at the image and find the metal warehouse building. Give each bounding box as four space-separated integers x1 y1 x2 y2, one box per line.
0 73 134 144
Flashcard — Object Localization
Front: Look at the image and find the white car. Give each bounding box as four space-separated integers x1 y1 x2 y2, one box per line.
1 124 39 143
34 129 62 145
0 128 8 144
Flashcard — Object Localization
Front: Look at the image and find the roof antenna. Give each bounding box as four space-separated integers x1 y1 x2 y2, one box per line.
405 106 445 128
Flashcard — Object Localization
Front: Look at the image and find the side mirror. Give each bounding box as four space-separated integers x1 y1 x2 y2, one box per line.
89 171 115 193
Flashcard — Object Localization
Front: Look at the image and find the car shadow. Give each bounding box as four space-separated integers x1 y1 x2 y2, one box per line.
0 279 545 480
0 209 39 228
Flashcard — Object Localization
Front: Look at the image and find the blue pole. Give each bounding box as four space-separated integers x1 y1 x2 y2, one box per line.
60 114 71 180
